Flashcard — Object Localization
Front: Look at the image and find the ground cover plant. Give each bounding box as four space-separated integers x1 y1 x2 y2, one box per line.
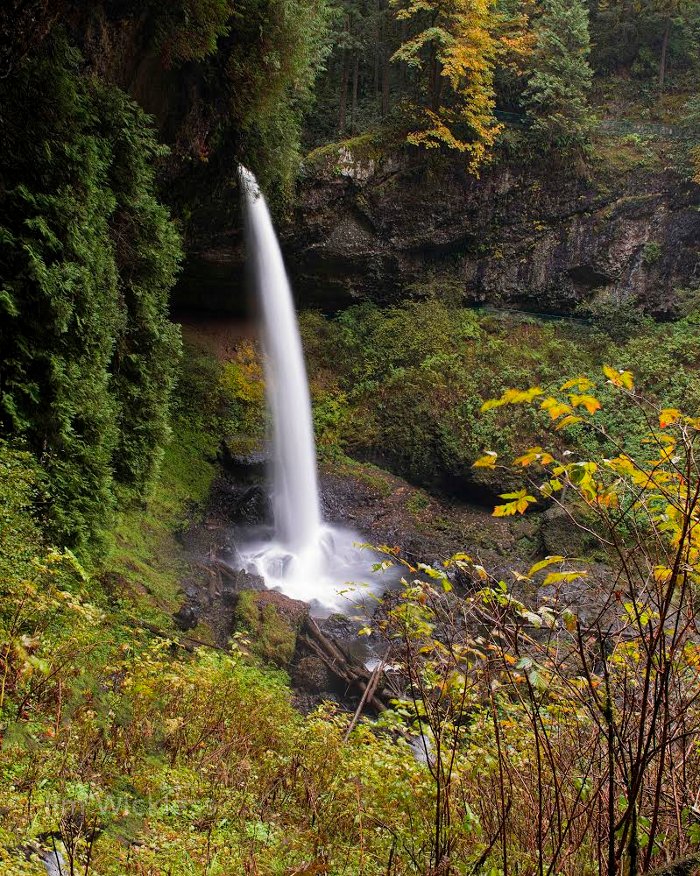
3 342 700 874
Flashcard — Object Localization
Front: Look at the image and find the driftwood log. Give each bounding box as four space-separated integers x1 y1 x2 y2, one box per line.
298 616 392 714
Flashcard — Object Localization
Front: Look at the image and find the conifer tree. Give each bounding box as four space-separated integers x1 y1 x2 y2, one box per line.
524 0 593 149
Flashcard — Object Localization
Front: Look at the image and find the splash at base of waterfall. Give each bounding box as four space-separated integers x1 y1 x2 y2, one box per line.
238 524 383 617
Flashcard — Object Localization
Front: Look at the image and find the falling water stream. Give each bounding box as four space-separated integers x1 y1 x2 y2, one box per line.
237 168 384 615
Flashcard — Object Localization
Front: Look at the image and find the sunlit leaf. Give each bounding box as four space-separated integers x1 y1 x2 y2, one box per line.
603 365 634 389
555 415 583 430
569 394 601 414
659 408 681 428
473 451 498 468
541 397 573 419
514 446 555 467
528 555 565 576
541 570 587 586
561 376 595 392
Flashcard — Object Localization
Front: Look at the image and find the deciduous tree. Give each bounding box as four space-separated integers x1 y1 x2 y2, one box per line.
390 0 503 171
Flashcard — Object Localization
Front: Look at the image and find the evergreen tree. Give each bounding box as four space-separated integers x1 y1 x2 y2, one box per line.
590 0 700 94
524 0 593 149
0 36 182 546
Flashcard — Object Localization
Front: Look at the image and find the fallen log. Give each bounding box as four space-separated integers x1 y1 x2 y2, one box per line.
343 647 391 741
299 617 393 712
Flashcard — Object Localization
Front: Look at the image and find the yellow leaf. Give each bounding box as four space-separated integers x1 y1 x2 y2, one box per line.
603 365 634 390
596 490 619 509
516 494 536 513
514 447 555 467
561 609 577 632
540 397 573 419
659 408 681 429
652 566 672 584
483 387 545 413
555 415 583 430
569 394 602 415
493 491 535 517
561 376 595 392
481 398 503 412
542 570 587 586
528 555 565 576
473 451 498 468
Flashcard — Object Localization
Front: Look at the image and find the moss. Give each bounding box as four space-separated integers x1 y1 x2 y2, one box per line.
590 132 663 177
100 342 234 631
234 592 300 668
303 131 393 175
642 240 662 265
331 457 395 497
406 490 431 516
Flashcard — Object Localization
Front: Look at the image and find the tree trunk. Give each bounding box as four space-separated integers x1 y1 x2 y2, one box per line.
351 54 359 133
339 54 349 132
374 0 380 106
659 16 671 97
381 47 390 117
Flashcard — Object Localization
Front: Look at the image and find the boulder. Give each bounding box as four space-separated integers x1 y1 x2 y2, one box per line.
173 602 199 631
234 590 309 668
290 655 335 694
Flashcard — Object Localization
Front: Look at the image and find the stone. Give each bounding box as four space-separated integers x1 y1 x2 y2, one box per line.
279 150 699 316
291 655 335 694
173 602 199 631
231 485 272 526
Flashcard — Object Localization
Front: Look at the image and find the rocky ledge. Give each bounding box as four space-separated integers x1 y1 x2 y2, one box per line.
281 143 699 316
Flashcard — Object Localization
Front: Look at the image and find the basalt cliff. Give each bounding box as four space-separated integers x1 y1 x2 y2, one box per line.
182 143 699 316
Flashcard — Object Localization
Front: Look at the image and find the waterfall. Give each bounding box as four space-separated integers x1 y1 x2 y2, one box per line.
239 167 322 555
237 168 391 614
237 169 329 608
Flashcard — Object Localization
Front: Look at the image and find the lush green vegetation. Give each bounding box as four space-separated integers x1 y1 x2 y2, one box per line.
0 0 332 544
0 34 182 548
1 2 700 874
298 302 700 498
305 0 700 168
3 341 700 874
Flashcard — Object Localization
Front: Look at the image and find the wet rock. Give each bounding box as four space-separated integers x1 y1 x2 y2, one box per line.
217 565 265 603
231 485 272 526
173 602 199 631
291 655 335 694
540 506 592 557
319 612 361 642
176 522 234 556
205 477 250 525
41 850 66 876
218 442 267 482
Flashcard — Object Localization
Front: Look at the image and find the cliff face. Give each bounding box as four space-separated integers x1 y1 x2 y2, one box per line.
281 145 699 316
